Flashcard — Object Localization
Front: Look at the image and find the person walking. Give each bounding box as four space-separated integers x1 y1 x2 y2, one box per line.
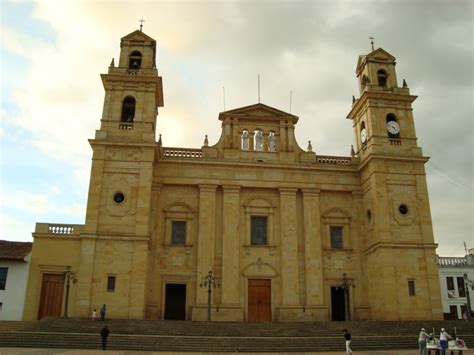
100 304 107 321
100 324 110 350
418 327 430 355
439 327 451 355
343 329 352 354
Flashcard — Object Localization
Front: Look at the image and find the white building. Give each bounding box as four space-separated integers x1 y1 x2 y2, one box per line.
0 240 32 320
437 249 474 320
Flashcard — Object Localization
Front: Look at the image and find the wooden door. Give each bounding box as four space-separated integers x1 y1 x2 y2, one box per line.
38 273 64 319
248 279 271 322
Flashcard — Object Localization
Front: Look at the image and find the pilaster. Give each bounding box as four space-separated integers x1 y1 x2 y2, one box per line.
221 185 241 306
279 188 299 306
74 237 97 317
302 189 323 307
195 184 217 305
128 239 149 318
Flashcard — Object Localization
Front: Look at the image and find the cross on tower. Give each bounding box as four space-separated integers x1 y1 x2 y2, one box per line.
139 18 145 32
369 36 375 51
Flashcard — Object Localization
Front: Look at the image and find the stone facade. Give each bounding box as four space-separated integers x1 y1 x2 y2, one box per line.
23 30 443 321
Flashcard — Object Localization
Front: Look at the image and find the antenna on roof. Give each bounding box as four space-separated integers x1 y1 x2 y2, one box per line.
369 36 375 51
258 74 261 103
223 87 226 111
464 241 468 256
289 90 293 113
139 18 145 32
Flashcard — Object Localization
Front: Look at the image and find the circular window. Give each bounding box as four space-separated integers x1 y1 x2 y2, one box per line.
399 204 408 215
113 192 125 204
367 209 372 221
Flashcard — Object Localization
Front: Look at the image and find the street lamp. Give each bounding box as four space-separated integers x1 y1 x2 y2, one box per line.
337 273 355 321
463 273 472 321
63 265 76 317
199 270 220 321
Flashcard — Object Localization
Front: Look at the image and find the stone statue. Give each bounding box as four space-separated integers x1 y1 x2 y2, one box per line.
255 130 263 151
268 132 276 152
242 131 249 150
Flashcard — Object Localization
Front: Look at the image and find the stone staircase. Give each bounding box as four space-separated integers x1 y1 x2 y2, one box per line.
0 318 473 352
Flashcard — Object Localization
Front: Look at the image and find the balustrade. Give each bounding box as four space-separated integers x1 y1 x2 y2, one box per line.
317 156 352 165
163 147 203 158
48 224 75 235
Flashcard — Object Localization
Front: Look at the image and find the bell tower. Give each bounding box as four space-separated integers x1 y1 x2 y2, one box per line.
75 30 164 318
347 48 443 320
348 48 422 161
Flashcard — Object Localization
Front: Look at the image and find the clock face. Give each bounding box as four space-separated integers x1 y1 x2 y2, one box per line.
360 128 367 143
387 121 400 135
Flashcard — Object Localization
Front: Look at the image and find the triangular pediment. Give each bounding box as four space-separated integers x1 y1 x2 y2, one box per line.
219 103 298 123
356 48 396 73
367 48 395 60
121 30 155 42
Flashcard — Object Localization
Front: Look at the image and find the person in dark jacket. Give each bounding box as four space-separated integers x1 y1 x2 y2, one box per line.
100 304 106 321
343 329 352 354
100 324 110 350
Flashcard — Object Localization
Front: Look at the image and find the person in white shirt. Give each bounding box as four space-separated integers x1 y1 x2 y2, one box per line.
439 328 451 355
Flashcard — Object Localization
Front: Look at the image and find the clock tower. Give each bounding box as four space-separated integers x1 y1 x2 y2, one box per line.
347 48 442 319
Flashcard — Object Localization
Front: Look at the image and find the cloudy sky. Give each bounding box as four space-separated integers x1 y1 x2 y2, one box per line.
1 0 472 256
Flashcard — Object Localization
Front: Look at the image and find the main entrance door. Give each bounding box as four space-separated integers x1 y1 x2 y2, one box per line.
38 273 64 319
164 283 186 320
331 286 346 321
248 279 271 322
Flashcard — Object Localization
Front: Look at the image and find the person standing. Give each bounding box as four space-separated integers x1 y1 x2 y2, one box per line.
100 304 107 321
439 328 451 355
418 327 430 355
100 324 110 350
92 309 97 320
343 329 352 354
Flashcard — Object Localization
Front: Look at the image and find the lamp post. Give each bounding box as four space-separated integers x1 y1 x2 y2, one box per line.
337 273 355 321
463 273 472 321
63 265 76 317
200 270 220 321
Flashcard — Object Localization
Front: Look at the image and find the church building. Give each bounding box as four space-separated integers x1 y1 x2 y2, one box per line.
23 30 443 322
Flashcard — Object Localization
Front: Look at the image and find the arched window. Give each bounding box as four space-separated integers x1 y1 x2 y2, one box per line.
254 129 263 151
128 51 142 70
268 131 276 152
121 96 136 122
386 113 397 123
377 69 387 87
241 129 249 150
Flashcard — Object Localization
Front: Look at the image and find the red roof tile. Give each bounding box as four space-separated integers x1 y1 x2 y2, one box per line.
0 240 33 261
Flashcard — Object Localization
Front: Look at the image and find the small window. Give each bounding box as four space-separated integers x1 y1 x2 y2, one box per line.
121 96 136 122
107 276 116 292
0 268 8 290
113 192 125 204
408 280 416 296
128 51 142 70
377 69 387 86
251 216 267 245
399 204 408 215
171 221 186 245
457 277 466 297
330 226 343 249
386 113 397 123
446 276 454 290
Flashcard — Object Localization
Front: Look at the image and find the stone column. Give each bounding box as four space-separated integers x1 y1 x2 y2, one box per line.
195 184 217 305
128 238 149 318
146 183 162 319
302 189 323 306
74 237 97 317
279 188 299 306
221 185 241 306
